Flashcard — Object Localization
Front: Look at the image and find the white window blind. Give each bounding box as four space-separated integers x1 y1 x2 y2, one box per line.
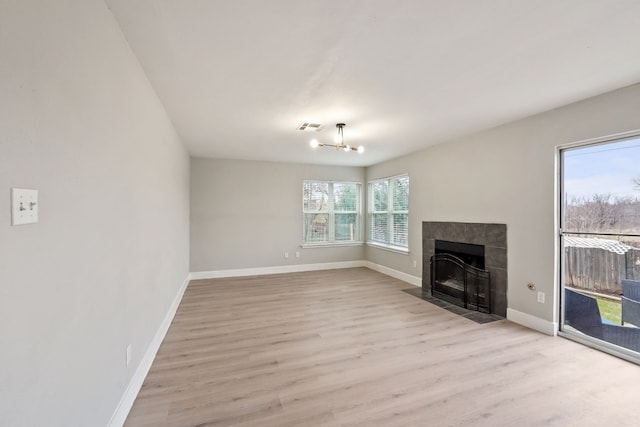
303 181 362 245
368 174 409 249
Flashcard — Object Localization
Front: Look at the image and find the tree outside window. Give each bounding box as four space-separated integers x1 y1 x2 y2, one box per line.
368 174 409 249
303 181 361 245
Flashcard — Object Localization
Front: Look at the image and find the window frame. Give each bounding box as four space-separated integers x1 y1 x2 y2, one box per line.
367 174 410 253
302 180 363 247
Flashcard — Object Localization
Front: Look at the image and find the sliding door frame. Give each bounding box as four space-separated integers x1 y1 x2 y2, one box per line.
557 130 640 365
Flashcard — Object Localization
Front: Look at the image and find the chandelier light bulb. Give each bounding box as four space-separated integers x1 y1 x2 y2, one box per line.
310 139 319 148
357 145 365 154
343 145 350 152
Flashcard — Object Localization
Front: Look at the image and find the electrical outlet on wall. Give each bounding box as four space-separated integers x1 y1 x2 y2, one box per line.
537 292 545 304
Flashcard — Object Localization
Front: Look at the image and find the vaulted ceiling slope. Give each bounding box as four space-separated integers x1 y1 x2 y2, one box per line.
106 0 640 167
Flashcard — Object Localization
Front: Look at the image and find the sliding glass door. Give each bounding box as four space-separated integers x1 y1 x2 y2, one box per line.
560 135 640 361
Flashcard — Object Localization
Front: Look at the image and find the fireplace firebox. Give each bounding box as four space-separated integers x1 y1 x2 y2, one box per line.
430 240 491 313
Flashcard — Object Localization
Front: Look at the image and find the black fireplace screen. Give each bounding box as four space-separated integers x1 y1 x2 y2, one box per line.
431 253 491 313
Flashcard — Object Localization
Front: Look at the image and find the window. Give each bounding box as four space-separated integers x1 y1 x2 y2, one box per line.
368 174 409 250
303 181 362 245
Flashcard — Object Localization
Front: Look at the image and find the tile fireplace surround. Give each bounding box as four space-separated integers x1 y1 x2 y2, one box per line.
423 222 507 317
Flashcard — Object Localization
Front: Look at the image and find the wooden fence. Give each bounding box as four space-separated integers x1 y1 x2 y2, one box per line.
565 246 640 294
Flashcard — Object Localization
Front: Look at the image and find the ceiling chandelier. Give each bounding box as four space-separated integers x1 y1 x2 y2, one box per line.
310 123 364 153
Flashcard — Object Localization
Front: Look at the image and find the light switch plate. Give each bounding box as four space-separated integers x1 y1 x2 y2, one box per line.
11 188 38 225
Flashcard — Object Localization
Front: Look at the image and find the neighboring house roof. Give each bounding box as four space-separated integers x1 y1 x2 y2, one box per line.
565 236 638 255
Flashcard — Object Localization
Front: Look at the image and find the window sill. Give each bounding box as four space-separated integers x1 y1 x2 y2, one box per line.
301 242 364 249
366 242 410 255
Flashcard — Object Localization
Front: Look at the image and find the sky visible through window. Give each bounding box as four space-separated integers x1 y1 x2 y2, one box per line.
564 137 640 200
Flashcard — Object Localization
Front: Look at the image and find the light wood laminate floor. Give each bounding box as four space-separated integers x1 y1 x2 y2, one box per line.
125 268 640 426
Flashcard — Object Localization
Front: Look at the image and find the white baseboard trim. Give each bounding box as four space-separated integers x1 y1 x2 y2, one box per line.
507 308 557 336
365 262 422 287
108 274 191 427
190 260 367 280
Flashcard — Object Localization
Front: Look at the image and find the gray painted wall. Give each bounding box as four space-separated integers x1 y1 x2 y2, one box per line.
190 158 365 272
367 83 640 326
0 2 190 426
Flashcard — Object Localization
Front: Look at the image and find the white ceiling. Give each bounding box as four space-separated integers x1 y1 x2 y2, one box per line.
106 0 640 167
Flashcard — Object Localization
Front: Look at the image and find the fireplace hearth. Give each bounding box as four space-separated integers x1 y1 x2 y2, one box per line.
423 222 507 317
